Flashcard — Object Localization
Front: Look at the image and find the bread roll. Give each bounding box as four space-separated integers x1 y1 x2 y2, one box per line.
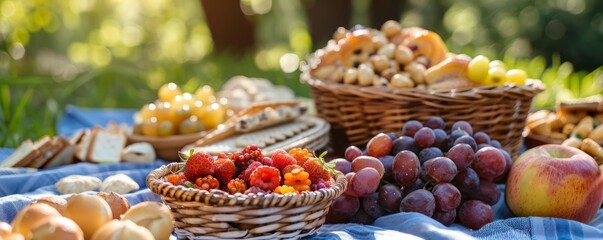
0 221 11 238
11 204 61 239
122 202 174 240
31 216 83 240
90 220 154 240
96 192 130 219
34 196 67 215
63 194 112 239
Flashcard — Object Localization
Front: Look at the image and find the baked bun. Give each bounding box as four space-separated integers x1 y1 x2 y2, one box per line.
63 194 112 239
11 204 61 239
90 220 154 240
122 202 174 240
0 221 12 238
33 196 67 215
31 216 83 240
96 192 130 219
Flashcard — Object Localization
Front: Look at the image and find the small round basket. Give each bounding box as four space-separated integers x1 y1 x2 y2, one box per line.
301 72 545 157
147 163 347 240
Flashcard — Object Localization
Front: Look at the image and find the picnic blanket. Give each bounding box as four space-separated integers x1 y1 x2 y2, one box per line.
1 105 602 239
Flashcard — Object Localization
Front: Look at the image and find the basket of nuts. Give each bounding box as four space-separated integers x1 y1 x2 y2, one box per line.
301 20 544 157
147 146 347 239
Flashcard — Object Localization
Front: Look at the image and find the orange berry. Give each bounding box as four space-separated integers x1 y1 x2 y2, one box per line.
274 185 297 194
289 148 313 166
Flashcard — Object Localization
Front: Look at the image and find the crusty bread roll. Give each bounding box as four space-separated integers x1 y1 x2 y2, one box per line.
34 196 67 215
122 202 174 240
63 194 112 239
11 204 61 239
0 221 12 238
96 192 130 219
31 216 83 240
90 220 154 240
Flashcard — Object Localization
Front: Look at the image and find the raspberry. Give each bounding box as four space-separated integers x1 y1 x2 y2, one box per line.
244 186 268 195
261 157 273 166
167 172 185 185
195 176 220 191
242 161 263 183
213 158 236 185
282 164 303 175
184 151 215 181
249 166 281 191
303 159 332 184
231 145 264 168
271 149 297 171
284 168 311 192
274 185 297 194
226 178 247 194
289 148 313 166
311 178 331 191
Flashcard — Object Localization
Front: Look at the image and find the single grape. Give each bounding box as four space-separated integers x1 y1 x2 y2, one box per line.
472 147 506 180
351 168 381 197
363 192 387 219
476 143 492 151
386 132 398 141
433 129 449 151
399 189 436 217
424 116 445 130
446 143 474 170
392 151 421 187
345 146 363 162
158 82 182 102
454 168 480 194
377 155 395 181
348 208 375 225
418 147 444 165
432 209 456 226
352 156 385 177
139 103 156 120
403 178 425 196
467 55 490 82
392 136 420 155
402 120 423 137
423 157 457 183
448 129 469 148
330 194 360 219
451 121 473 136
457 200 494 230
330 158 352 174
179 115 204 134
379 184 404 212
493 150 513 183
415 127 436 148
157 120 175 136
454 136 477 151
432 183 461 212
367 133 393 158
485 66 506 86
472 180 500 205
489 140 503 149
141 118 159 137
344 172 361 197
473 131 491 145
505 69 527 85
194 85 215 104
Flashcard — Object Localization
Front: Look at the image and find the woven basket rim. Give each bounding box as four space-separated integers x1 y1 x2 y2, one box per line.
147 162 347 207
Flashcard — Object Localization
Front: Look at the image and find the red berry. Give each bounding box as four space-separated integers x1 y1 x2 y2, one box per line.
184 151 215 181
249 166 281 191
303 159 332 184
271 149 297 171
167 172 185 185
195 176 220 191
213 158 236 185
282 164 303 175
226 178 247 194
242 161 263 183
231 145 264 168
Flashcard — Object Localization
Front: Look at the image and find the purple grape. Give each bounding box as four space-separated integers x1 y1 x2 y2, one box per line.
433 210 456 226
472 180 500 205
473 131 491 145
457 200 494 230
423 157 457 183
489 139 503 149
433 129 449 151
378 155 395 181
349 208 375 225
415 127 436 148
472 147 506 180
331 194 360 219
451 120 473 136
454 135 477 151
402 120 423 137
392 136 420 155
363 192 387 219
386 132 398 141
366 133 393 158
399 189 436 217
454 168 480 194
330 158 352 174
446 143 474 170
345 146 363 162
476 143 492 151
432 183 461 211
448 129 469 147
392 150 421 187
424 116 445 130
350 168 381 197
418 147 444 165
493 150 513 183
379 184 404 212
403 178 425 195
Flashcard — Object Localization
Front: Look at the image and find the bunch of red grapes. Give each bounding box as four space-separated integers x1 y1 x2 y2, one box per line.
326 117 512 230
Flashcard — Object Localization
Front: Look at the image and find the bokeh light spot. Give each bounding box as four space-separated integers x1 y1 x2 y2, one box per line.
279 53 299 73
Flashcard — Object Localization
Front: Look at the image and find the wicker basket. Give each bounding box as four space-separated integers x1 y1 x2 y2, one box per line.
301 72 545 157
147 163 347 240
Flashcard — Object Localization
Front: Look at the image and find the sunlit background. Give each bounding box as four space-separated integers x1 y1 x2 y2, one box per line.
1 0 602 147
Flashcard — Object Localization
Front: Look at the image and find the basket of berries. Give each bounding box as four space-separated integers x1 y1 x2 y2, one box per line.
146 145 347 239
301 20 544 157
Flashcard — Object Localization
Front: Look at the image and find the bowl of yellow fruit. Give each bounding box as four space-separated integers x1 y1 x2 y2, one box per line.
128 82 229 161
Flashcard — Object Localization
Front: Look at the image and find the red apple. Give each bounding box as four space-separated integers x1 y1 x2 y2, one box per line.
505 144 603 223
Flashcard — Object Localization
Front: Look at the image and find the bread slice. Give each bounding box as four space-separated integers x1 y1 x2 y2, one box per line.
70 130 86 145
0 140 36 168
27 136 59 168
87 129 126 163
43 137 75 169
75 128 98 161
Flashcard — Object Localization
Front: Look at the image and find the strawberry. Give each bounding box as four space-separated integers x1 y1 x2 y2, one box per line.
183 151 215 181
213 158 236 185
302 151 335 184
271 149 297 171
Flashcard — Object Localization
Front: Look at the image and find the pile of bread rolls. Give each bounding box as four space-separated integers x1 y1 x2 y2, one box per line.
1 192 173 240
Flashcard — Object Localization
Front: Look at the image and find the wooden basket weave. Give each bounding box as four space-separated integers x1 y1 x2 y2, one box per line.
147 163 347 240
301 72 545 157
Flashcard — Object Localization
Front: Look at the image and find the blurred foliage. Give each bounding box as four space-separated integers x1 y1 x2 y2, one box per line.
0 0 602 147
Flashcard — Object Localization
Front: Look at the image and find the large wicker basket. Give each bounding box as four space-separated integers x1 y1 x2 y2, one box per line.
301 72 545 157
147 163 347 240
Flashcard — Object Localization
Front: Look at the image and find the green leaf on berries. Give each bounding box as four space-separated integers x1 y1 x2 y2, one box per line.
313 150 338 176
184 181 194 188
179 148 195 162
